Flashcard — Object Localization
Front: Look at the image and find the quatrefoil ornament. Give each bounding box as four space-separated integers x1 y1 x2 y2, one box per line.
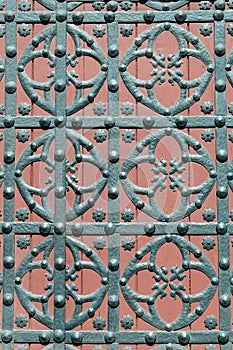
120 23 214 116
18 25 107 116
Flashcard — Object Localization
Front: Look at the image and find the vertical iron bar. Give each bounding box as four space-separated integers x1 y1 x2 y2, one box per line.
53 0 67 349
215 14 231 350
107 18 120 350
2 0 17 348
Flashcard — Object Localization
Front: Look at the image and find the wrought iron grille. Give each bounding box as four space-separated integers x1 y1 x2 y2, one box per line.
0 0 233 349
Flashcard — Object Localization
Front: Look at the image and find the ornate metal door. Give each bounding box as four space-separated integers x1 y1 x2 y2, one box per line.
0 0 233 349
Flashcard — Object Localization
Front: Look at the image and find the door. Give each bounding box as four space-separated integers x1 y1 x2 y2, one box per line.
0 0 232 349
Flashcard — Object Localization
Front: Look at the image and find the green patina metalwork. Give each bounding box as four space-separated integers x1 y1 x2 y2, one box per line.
0 0 233 349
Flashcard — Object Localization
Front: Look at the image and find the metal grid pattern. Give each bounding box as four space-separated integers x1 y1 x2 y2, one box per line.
0 0 233 349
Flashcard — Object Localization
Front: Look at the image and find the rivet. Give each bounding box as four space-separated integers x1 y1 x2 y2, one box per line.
87 92 95 102
175 116 187 128
136 200 144 209
182 294 190 303
2 223 12 234
102 169 109 178
87 307 95 317
108 295 119 308
194 199 202 208
55 79 66 92
108 45 119 57
31 248 39 256
86 38 94 47
101 63 108 71
41 260 48 269
175 11 186 23
178 331 190 345
145 331 156 345
105 223 116 235
165 234 172 242
211 277 219 285
54 329 65 343
219 257 230 270
108 187 119 199
165 324 172 332
134 37 143 47
220 294 231 307
213 10 224 21
143 116 154 128
5 81 16 94
101 277 108 285
216 222 227 234
177 222 189 235
54 258 65 271
54 223 66 235
39 331 50 344
71 223 83 235
3 293 14 306
210 169 217 178
6 46 16 58
215 0 225 10
4 151 15 164
4 11 15 21
215 115 225 127
32 38 39 48
3 187 14 199
135 92 143 101
39 117 51 129
31 93 38 102
75 153 82 163
15 169 22 177
55 186 66 198
148 263 155 272
215 79 226 92
207 64 214 73
55 45 66 57
39 223 51 235
71 332 83 345
182 260 189 269
87 198 95 208
3 256 14 269
194 249 202 258
54 295 65 308
217 186 228 198
104 116 115 128
39 12 51 23
228 172 233 180
15 276 22 284
143 11 155 23
108 79 118 92
104 12 115 23
193 141 201 150
215 44 225 56
216 149 228 162
195 306 203 315
56 10 67 22
145 48 153 58
1 330 13 343
107 1 118 11
71 116 82 129
164 22 171 30
135 250 143 260
119 277 127 286
218 332 229 344
144 223 155 235
132 308 143 319
72 12 84 25
85 248 93 257
119 171 127 179
108 258 119 271
109 150 119 163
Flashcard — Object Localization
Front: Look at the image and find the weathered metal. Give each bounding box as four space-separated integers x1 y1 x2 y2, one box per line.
0 0 233 349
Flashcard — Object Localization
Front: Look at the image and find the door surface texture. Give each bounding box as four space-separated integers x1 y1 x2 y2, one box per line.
0 0 233 349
